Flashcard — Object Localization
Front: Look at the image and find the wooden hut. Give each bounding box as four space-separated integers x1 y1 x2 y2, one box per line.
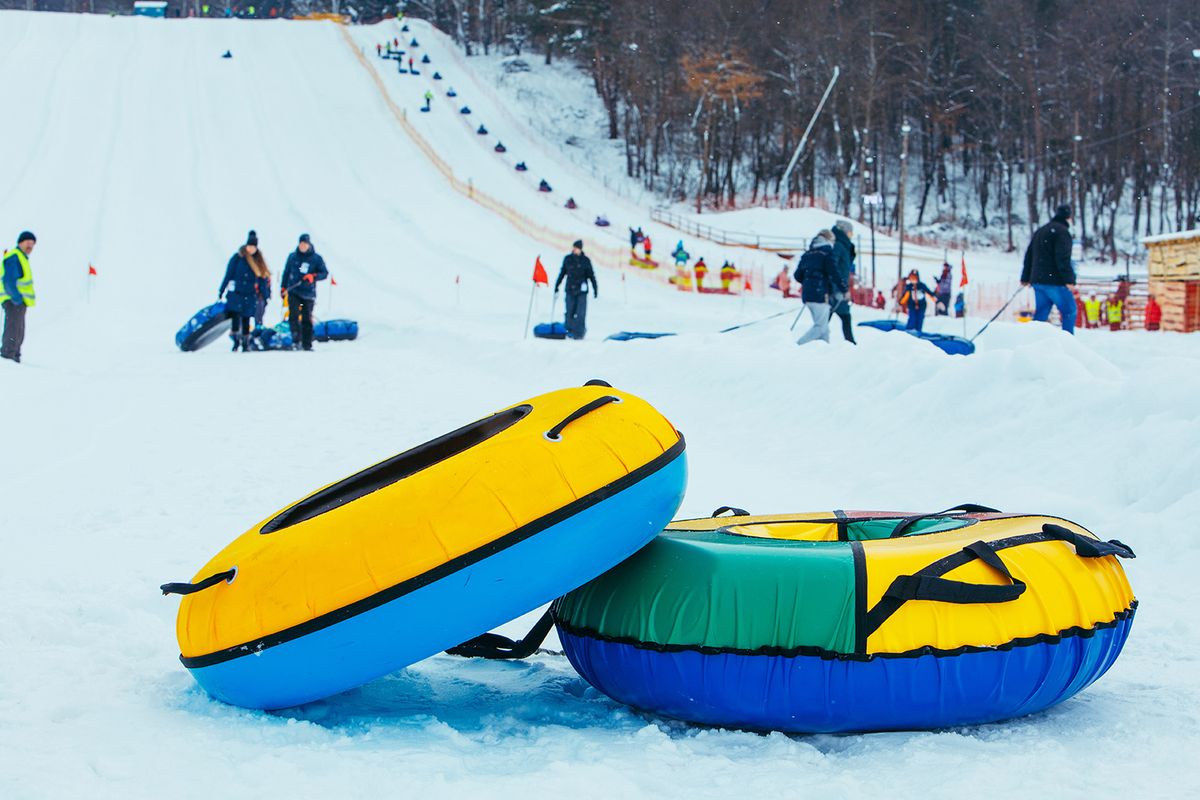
1143 229 1200 332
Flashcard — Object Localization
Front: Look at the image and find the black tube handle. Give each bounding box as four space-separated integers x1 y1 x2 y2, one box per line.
890 503 1001 538
160 568 236 596
711 506 750 518
883 541 1025 604
1041 523 1135 559
545 396 619 441
446 611 556 659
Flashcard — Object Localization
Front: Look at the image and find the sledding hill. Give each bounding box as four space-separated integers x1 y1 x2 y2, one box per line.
0 12 1197 800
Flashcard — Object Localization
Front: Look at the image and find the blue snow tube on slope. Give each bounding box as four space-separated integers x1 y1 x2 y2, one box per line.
176 302 231 352
858 319 975 356
534 322 568 340
605 332 677 342
314 319 359 342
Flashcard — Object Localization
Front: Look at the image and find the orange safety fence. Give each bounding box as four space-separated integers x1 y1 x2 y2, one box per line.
339 27 668 286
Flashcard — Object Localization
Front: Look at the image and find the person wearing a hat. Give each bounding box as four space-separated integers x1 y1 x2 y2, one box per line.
1 231 37 364
219 230 271 352
1021 204 1077 333
554 240 598 340
281 233 328 351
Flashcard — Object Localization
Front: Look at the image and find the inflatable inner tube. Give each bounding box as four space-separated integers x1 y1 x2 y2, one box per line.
176 302 231 352
555 507 1135 733
163 383 687 710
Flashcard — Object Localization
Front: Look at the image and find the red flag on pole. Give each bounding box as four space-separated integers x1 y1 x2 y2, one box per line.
330 275 338 286
88 264 97 276
532 256 549 286
959 254 969 287
744 277 752 291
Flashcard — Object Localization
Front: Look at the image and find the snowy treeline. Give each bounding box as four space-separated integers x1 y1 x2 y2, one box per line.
407 0 1199 258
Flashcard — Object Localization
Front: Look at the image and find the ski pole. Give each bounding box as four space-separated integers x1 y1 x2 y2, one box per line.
789 307 806 331
970 286 1024 343
719 309 790 334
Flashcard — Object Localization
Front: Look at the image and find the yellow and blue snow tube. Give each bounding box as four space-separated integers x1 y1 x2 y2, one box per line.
162 382 686 710
555 506 1135 732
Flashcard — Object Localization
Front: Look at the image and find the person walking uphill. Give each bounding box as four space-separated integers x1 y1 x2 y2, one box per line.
830 220 857 344
1 231 36 364
1021 204 1077 333
219 230 271 352
554 240 598 340
794 230 846 346
281 233 328 351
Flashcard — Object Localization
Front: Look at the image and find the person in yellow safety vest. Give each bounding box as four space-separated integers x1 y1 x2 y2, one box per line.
1 231 37 364
201 3 209 14
1083 293 1102 328
1105 296 1123 331
693 258 708 287
720 261 737 292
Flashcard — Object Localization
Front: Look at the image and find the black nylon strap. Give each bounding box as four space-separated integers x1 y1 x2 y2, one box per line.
445 610 556 659
545 395 619 440
160 568 236 596
882 541 1026 605
711 506 750 518
1041 523 1136 558
889 503 1001 538
583 379 613 387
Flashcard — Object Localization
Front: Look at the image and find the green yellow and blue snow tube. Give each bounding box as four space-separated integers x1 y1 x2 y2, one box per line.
554 506 1136 733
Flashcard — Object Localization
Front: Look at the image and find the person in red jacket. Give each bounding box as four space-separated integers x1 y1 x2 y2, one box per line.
642 235 653 260
1145 294 1162 331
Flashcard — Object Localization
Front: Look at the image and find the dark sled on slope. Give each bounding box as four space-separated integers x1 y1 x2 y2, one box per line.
176 302 231 352
857 319 975 356
605 331 676 342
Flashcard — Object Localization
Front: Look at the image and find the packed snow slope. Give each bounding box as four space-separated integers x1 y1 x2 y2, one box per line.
1 12 1198 800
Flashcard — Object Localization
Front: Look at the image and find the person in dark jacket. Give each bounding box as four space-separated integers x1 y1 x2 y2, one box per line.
280 233 329 351
794 230 846 345
830 220 857 344
1021 204 1077 333
219 230 271 352
899 270 937 331
934 263 953 315
554 240 598 339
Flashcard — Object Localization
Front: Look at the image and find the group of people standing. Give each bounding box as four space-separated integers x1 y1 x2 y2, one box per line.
218 230 329 351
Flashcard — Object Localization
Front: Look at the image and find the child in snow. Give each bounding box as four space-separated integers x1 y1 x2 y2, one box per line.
899 270 937 332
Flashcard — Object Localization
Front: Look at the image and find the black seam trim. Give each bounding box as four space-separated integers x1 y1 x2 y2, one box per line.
850 540 868 654
556 601 1136 663
179 435 686 669
834 509 849 542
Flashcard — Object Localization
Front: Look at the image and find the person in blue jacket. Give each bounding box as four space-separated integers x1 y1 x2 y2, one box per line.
899 269 938 332
219 230 271 352
281 233 328 351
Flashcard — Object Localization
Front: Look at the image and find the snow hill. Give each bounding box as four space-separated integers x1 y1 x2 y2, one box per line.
1 12 1197 799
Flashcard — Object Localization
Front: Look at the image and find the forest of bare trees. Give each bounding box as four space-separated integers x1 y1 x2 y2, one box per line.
403 0 1200 259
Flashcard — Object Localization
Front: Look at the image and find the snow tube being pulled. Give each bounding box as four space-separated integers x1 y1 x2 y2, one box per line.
162 383 687 710
313 319 358 342
555 507 1136 733
858 318 975 355
175 302 230 352
533 322 568 340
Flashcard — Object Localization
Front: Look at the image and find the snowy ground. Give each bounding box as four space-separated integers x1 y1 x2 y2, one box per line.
1 12 1197 799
